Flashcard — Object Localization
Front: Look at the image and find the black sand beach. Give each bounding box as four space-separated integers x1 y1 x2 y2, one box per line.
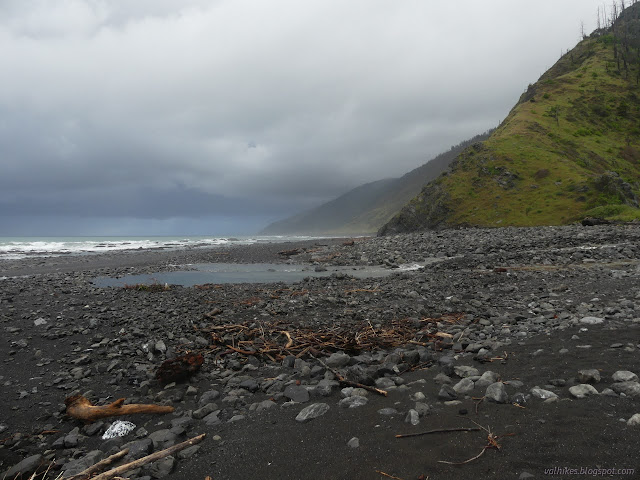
1 226 639 480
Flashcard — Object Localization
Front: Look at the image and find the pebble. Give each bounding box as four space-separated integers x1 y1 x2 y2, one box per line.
627 414 640 426
530 387 558 400
347 437 360 448
612 371 639 383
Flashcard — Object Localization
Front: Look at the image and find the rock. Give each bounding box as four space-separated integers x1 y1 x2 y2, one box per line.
3 454 46 479
326 352 350 368
193 402 218 420
254 400 277 412
438 384 458 401
405 409 420 425
569 384 599 398
610 381 640 397
485 382 509 403
148 429 178 449
203 411 221 426
519 472 535 479
579 316 604 325
314 379 338 397
453 366 479 378
123 438 154 460
415 402 431 417
375 377 396 389
338 396 368 408
577 369 601 384
612 371 639 383
284 385 310 403
530 387 558 400
475 371 499 389
347 437 360 448
63 450 104 476
295 403 330 422
178 445 201 460
146 455 175 478
198 389 220 405
627 414 640 426
453 378 475 394
433 373 452 384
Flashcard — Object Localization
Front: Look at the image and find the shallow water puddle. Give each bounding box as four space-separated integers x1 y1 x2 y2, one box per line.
92 262 426 287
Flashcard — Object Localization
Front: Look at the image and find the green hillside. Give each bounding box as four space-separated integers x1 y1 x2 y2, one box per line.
261 132 489 235
380 3 640 235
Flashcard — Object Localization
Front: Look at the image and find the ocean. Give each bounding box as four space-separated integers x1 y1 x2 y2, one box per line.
0 235 322 261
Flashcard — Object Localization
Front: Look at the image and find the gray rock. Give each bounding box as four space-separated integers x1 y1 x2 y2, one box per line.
347 437 360 448
146 455 175 478
203 411 221 426
375 377 396 389
148 429 178 449
453 366 479 378
475 371 499 388
415 402 432 417
284 385 310 403
239 379 259 392
610 381 640 397
530 387 558 400
627 414 640 426
452 378 475 394
178 445 201 459
433 373 452 384
485 382 509 403
63 450 104 476
577 369 601 384
612 371 639 383
295 403 330 422
198 389 220 405
326 352 350 368
438 384 458 401
405 409 420 425
255 400 277 412
313 380 336 397
123 438 154 460
4 454 45 479
579 316 604 325
519 472 535 479
192 402 218 420
338 396 369 408
569 384 599 398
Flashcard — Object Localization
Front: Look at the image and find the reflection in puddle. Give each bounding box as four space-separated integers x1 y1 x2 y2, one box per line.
93 262 428 287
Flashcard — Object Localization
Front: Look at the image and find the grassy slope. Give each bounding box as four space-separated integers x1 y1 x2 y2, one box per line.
382 11 640 234
443 32 640 226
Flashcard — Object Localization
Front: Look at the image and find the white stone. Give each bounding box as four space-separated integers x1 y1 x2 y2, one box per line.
530 387 558 400
612 370 638 383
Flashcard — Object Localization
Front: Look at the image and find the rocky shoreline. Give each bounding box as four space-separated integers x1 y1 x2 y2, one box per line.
1 225 639 479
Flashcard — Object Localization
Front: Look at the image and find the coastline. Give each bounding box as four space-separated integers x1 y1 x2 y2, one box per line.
1 226 639 479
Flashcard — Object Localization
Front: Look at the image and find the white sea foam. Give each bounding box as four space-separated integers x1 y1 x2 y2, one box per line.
0 235 328 260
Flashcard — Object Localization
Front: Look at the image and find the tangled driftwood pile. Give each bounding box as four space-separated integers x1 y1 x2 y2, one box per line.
193 314 465 362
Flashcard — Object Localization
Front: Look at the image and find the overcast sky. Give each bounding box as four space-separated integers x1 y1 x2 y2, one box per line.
0 0 609 235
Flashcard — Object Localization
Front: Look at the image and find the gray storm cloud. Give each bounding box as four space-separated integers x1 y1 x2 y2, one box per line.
0 0 606 234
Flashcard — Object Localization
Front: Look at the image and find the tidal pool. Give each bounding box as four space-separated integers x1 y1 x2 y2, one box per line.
93 262 426 287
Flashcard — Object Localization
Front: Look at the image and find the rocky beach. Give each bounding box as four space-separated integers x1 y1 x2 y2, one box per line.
1 225 639 480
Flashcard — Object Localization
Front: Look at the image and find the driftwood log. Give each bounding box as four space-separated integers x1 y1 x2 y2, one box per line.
65 395 174 423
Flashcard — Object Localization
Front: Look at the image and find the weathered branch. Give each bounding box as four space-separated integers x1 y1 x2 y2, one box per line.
65 395 174 423
64 449 129 480
395 427 481 439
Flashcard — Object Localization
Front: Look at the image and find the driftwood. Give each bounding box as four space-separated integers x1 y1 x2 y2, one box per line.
395 427 481 439
64 449 129 480
65 395 174 423
195 314 464 363
62 434 206 480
